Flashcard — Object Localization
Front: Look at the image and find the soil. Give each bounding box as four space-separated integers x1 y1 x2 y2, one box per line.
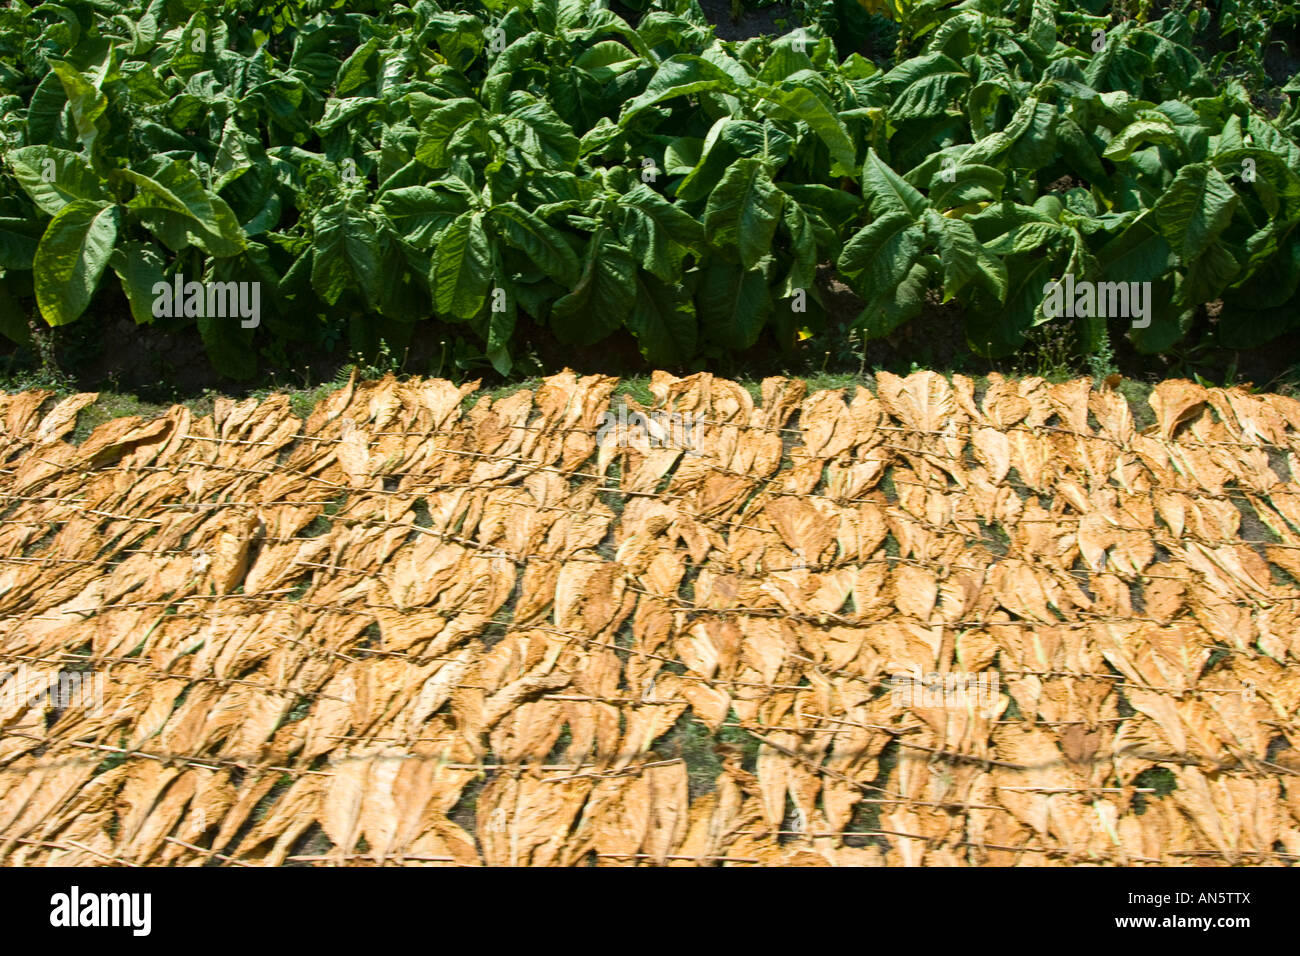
693 0 797 41
612 0 801 39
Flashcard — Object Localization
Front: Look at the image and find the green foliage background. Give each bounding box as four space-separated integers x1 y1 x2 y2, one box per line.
1 0 1299 381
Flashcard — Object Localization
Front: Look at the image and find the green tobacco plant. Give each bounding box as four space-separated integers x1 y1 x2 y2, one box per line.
831 0 1300 357
1 0 1299 380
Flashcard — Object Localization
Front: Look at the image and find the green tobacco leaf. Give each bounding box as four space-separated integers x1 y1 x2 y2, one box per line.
697 260 770 350
414 98 485 168
48 60 107 154
965 255 1053 358
1103 115 1182 162
664 136 702 176
619 205 683 283
925 209 1006 302
336 37 382 96
34 200 120 327
139 209 242 258
620 55 738 123
245 78 310 139
861 149 928 220
550 230 635 344
778 182 863 230
623 181 704 246
963 97 1057 171
213 117 256 193
1099 215 1173 283
579 117 624 157
987 220 1061 255
109 241 167 325
316 96 382 138
927 164 1005 208
487 310 516 376
1152 163 1238 260
888 68 970 123
676 117 739 203
757 40 815 84
575 40 642 81
379 185 469 248
857 259 929 340
168 12 217 80
311 200 380 307
0 217 44 269
504 99 580 171
122 160 246 257
967 201 1057 242
431 210 493 319
488 202 580 286
627 272 697 366
483 34 544 111
476 265 516 377
1179 241 1239 304
7 146 110 216
1223 230 1300 311
760 84 857 176
838 210 927 296
704 157 784 269
1027 0 1057 55
26 72 68 146
1213 148 1300 222
720 120 793 166
1085 23 1149 94
428 12 487 73
377 231 432 325
1055 117 1108 185
535 0 588 34
781 198 818 294
123 160 223 228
